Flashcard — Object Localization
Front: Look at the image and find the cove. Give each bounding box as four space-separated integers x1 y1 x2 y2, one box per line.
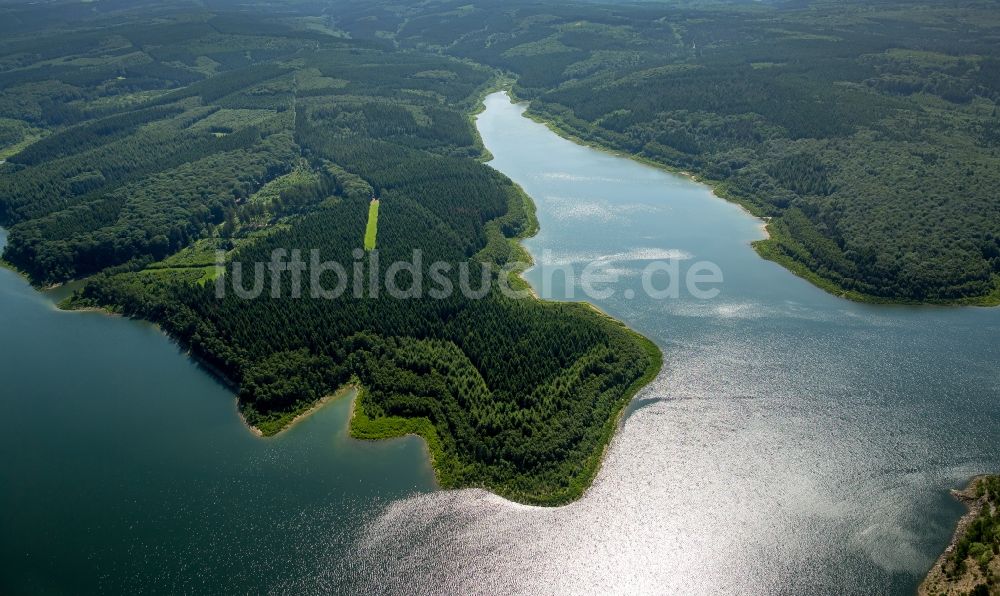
329 92 1000 594
0 224 434 594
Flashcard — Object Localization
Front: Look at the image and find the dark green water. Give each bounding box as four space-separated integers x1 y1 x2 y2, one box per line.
2 91 999 594
0 229 434 593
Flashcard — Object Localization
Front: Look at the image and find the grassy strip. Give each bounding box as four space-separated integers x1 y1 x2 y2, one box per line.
346 92 664 504
349 386 450 475
0 133 44 161
364 200 379 251
137 265 220 286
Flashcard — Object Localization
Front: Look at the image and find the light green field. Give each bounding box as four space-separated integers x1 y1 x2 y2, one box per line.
0 118 46 160
364 200 379 250
189 109 276 133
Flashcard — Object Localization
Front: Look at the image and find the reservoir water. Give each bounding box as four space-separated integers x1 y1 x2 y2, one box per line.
1 91 998 594
325 93 1000 594
0 225 435 593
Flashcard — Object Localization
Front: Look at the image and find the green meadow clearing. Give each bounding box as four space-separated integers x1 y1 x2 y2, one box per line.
364 200 379 251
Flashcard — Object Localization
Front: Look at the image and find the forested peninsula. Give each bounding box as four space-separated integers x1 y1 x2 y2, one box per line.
0 1 661 505
2 0 999 503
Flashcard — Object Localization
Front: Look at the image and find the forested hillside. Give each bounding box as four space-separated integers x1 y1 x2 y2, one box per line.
3 0 998 502
329 0 1000 303
0 1 659 505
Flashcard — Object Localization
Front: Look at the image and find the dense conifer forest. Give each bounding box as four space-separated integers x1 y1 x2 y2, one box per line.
327 0 1000 303
0 0 660 505
1 0 998 502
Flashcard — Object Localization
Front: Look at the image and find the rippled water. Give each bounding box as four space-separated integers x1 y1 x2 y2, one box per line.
0 226 435 594
3 93 998 595
319 93 1000 594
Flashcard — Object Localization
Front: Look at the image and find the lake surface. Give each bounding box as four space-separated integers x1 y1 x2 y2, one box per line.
321 92 1000 594
1 91 998 594
0 226 435 594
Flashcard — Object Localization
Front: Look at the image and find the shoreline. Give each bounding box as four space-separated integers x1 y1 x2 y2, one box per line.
0 254 90 293
0 228 67 291
505 91 1000 308
346 386 438 470
344 91 664 506
10 88 663 506
494 89 663 504
919 475 1000 595
245 385 358 438
466 73 517 163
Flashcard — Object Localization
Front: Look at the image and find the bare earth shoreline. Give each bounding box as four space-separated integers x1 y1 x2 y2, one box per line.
241 385 357 438
920 475 1000 595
